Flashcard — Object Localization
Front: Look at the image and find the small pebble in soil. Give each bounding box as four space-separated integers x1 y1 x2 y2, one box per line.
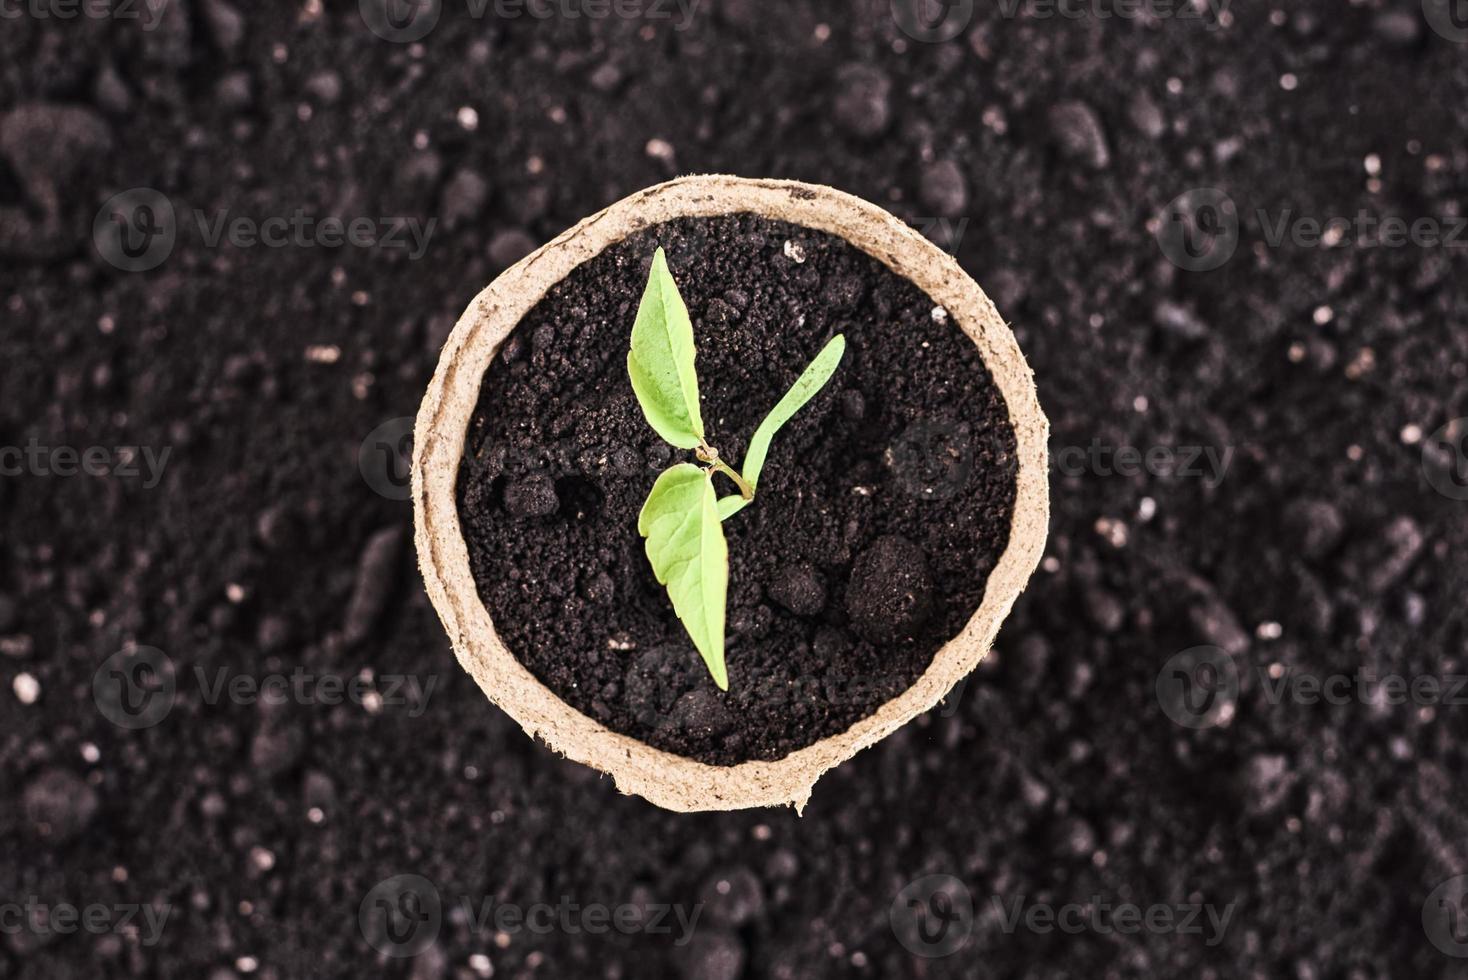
845 535 933 643
488 229 537 269
23 768 99 843
1154 300 1209 340
1083 587 1125 634
668 688 734 737
251 719 306 779
812 627 850 664
257 615 294 653
216 71 254 110
822 274 865 311
704 297 739 326
581 570 615 604
504 474 559 518
1373 10 1421 47
767 564 827 616
589 61 623 92
675 930 745 980
305 70 343 104
1282 499 1344 561
1360 516 1423 594
94 63 132 115
441 168 490 230
201 0 245 51
918 159 968 218
1053 815 1098 858
831 63 891 138
254 505 302 553
1128 92 1166 139
701 867 765 926
342 525 405 648
1047 100 1111 170
1241 753 1295 816
13 671 39 704
303 770 338 816
1189 594 1250 655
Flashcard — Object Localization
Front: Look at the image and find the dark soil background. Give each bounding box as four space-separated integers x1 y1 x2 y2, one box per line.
3 1 1467 977
457 214 1017 765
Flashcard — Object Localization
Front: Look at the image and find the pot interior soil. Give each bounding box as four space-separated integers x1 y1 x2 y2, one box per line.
457 213 1017 766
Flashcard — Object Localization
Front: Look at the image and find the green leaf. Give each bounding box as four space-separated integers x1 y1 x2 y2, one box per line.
637 463 729 690
717 495 749 521
740 334 846 490
628 247 705 450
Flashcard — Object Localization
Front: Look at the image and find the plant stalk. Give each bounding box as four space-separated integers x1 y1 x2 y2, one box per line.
697 441 755 500
710 460 755 500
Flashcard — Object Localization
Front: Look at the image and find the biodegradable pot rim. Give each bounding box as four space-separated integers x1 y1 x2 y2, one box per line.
413 174 1050 812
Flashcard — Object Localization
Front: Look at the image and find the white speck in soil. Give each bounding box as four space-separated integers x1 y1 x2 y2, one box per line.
13 672 39 704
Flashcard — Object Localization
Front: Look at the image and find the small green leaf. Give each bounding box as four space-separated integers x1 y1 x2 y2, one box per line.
717 495 749 522
740 334 846 490
638 463 729 690
628 247 705 450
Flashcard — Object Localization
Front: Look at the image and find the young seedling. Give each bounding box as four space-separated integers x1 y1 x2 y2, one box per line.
629 247 846 691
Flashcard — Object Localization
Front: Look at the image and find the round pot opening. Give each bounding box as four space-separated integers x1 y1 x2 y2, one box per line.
415 175 1049 812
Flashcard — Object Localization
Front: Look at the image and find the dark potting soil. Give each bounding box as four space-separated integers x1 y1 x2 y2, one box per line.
8 3 1468 977
457 214 1018 765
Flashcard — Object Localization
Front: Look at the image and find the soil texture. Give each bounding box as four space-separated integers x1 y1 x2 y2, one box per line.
457 213 1018 765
